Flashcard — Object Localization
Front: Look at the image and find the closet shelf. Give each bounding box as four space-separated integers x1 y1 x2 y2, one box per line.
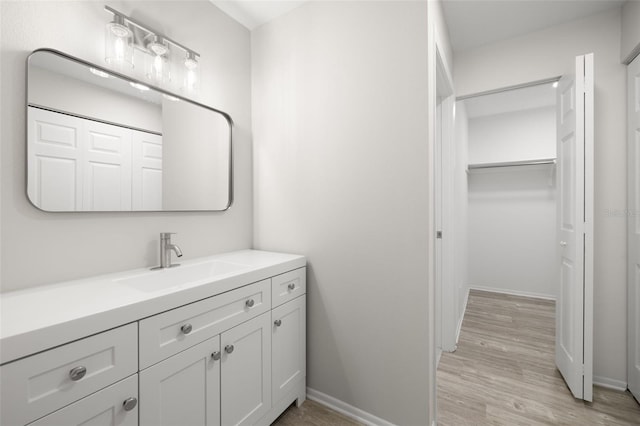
467 158 556 172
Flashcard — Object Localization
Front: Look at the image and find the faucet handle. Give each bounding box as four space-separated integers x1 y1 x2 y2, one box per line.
160 232 176 239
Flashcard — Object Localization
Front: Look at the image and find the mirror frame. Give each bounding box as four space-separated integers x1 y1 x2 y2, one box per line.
26 48 234 212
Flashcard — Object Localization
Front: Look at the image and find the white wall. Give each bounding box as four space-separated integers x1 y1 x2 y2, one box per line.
162 100 230 210
466 106 556 299
621 0 640 63
454 8 627 386
468 107 556 164
0 1 252 291
252 2 432 424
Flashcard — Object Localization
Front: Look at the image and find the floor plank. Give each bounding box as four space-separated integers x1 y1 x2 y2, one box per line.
272 399 363 426
437 290 640 425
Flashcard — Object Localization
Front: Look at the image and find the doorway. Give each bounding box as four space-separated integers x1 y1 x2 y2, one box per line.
435 54 602 422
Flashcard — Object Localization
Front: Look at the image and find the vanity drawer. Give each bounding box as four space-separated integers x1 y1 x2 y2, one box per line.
0 323 138 426
28 375 138 426
139 279 271 369
272 268 306 308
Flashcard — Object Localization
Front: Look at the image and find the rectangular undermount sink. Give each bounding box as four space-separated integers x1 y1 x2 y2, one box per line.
114 260 250 292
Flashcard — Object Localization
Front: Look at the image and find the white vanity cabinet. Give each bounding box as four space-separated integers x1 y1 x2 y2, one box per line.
0 251 306 426
0 323 138 426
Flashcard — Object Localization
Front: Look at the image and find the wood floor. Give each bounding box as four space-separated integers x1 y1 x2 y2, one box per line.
272 399 362 425
437 290 640 425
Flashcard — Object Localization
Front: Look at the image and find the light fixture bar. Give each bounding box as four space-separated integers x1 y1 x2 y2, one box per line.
104 6 200 59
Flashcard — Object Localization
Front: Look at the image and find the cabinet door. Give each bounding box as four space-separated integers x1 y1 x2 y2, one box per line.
140 336 221 426
272 295 306 405
28 375 138 426
221 313 271 426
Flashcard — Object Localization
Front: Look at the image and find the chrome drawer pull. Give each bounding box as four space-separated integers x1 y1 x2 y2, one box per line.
212 351 221 361
181 323 193 334
123 397 138 411
225 344 235 354
245 299 255 308
69 366 87 381
274 319 282 327
288 283 295 290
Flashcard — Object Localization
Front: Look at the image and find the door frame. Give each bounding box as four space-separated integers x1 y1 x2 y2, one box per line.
435 48 457 356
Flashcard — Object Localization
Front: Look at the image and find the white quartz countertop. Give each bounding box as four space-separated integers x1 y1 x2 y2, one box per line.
0 249 305 365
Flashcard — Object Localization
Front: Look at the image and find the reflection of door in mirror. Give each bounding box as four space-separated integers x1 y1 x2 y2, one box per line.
26 49 233 212
27 107 163 211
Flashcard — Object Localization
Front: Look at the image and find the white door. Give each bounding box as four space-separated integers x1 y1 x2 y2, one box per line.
555 53 594 401
132 130 163 210
28 375 138 426
139 336 221 426
628 53 640 402
221 312 271 426
82 120 132 211
272 295 306 405
27 107 83 211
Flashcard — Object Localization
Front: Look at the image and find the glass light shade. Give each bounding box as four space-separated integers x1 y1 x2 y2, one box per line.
104 17 133 70
182 52 200 93
145 36 171 86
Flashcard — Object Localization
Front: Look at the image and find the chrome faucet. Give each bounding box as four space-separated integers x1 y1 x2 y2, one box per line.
152 232 183 270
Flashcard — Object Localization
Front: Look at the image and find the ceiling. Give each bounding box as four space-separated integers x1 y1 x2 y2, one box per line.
441 0 625 52
210 0 625 50
210 0 307 30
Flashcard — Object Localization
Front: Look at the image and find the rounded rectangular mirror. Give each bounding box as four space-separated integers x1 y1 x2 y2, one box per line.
26 49 233 212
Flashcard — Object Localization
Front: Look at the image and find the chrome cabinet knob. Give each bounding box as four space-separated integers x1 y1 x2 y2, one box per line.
123 397 138 411
211 351 221 361
225 344 234 354
69 366 87 381
560 241 567 247
181 323 193 334
245 299 255 308
274 319 282 327
287 283 295 290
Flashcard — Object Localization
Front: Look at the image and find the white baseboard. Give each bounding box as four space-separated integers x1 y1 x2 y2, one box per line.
593 376 627 391
306 387 397 426
468 285 556 301
456 288 470 344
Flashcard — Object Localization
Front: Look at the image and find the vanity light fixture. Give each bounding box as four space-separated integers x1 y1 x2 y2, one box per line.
104 6 200 93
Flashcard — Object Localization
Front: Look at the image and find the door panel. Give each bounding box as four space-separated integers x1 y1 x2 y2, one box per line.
139 336 221 426
272 296 306 405
628 53 640 402
132 130 163 210
82 121 132 211
27 107 83 210
555 53 594 401
221 313 271 426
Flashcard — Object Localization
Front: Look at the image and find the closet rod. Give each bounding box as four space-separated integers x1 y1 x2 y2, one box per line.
467 158 556 170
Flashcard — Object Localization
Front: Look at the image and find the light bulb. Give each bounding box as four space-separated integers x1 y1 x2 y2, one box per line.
105 16 133 69
183 51 199 92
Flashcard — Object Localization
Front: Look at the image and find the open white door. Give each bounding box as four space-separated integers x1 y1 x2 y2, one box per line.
555 53 594 401
628 53 640 403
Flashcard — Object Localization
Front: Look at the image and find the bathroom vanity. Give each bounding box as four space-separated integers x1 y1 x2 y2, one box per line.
0 250 306 426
